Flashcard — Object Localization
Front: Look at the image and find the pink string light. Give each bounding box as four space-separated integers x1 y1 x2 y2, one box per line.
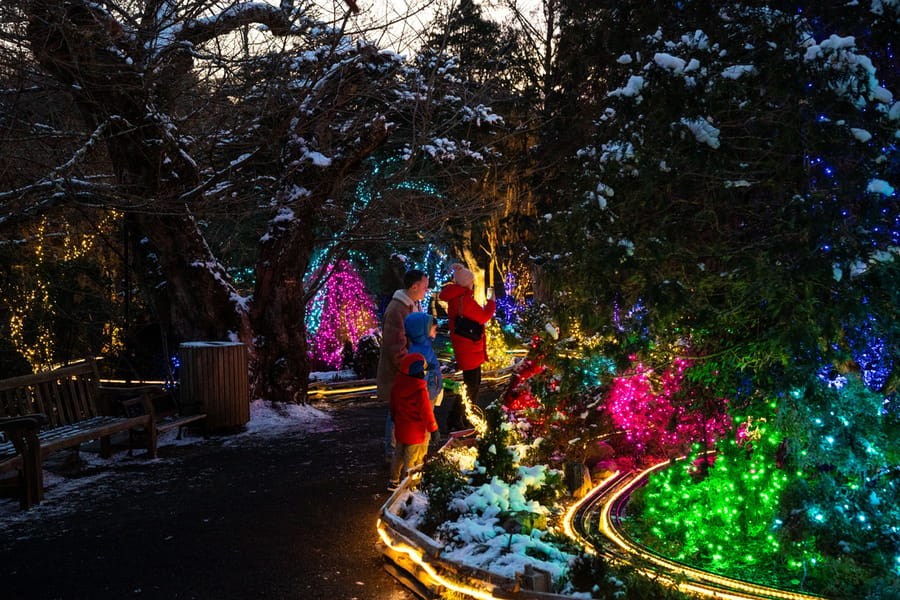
608 357 729 458
308 260 378 369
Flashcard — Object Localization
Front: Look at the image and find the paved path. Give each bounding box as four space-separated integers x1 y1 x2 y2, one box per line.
0 400 416 600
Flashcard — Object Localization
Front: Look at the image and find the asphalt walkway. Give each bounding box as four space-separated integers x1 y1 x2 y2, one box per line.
0 400 416 600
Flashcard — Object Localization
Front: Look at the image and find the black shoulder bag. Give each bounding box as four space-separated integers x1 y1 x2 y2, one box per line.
453 296 484 341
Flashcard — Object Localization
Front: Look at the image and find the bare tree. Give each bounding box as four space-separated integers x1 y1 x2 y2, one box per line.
0 0 503 401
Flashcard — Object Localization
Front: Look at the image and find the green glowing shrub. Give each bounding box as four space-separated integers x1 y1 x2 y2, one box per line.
628 378 900 598
628 421 789 577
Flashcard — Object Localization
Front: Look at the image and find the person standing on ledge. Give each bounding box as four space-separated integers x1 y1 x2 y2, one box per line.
377 268 429 462
439 262 496 431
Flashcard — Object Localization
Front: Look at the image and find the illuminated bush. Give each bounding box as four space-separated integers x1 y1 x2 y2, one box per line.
306 260 378 370
607 356 730 462
628 421 791 580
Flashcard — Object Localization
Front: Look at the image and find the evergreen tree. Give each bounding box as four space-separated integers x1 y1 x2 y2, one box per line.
424 0 536 99
538 3 899 399
533 3 900 596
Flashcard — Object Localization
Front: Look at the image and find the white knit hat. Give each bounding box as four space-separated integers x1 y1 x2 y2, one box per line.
451 263 475 288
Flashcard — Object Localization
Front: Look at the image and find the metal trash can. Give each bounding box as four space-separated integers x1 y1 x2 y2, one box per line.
179 341 249 429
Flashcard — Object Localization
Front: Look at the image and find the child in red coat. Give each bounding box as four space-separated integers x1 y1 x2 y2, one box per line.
389 352 439 491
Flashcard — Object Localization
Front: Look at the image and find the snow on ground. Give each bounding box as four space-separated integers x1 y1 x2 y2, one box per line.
228 398 336 440
0 400 334 523
387 445 591 597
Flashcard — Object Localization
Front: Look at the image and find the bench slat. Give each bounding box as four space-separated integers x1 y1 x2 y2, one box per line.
36 381 58 426
15 387 34 419
0 440 18 462
59 378 77 425
1 413 153 466
78 369 100 418
0 359 160 509
37 415 151 456
30 383 48 421
156 413 207 434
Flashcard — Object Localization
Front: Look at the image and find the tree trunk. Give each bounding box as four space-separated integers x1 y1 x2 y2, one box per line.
26 0 251 356
129 213 251 344
249 222 316 404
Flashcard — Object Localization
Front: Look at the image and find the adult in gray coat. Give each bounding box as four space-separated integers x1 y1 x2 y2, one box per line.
377 269 429 461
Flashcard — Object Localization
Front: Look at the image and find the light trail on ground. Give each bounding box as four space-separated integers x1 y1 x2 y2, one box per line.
564 461 829 600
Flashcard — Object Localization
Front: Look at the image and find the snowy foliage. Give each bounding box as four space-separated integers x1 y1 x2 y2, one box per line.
533 4 900 596
542 4 898 357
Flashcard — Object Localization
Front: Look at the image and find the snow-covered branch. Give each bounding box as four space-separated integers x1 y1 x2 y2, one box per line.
178 2 305 47
0 179 120 226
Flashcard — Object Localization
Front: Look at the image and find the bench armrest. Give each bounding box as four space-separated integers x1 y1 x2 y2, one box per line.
119 394 156 419
0 413 49 434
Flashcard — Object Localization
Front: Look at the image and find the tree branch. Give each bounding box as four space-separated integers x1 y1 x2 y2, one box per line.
177 2 301 45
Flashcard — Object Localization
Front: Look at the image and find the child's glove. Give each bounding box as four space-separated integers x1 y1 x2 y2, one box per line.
442 379 460 393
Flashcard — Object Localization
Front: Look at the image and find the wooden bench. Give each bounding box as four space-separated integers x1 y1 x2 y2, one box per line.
147 390 207 439
100 384 207 449
0 359 156 509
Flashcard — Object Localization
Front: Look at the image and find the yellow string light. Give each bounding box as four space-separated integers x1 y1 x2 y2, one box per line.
7 214 120 371
376 519 500 600
459 385 488 435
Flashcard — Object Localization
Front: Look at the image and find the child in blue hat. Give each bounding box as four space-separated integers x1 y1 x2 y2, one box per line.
403 312 444 407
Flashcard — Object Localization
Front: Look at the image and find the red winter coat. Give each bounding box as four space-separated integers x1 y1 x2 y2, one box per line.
438 283 496 371
390 353 439 445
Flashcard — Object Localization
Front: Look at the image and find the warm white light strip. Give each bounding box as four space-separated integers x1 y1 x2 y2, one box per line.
561 470 621 551
596 461 826 600
377 519 500 600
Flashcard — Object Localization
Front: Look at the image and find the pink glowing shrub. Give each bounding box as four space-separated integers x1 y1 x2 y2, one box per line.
307 260 378 369
607 357 729 460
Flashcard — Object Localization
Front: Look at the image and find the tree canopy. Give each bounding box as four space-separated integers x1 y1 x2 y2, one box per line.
0 0 504 399
537 2 900 398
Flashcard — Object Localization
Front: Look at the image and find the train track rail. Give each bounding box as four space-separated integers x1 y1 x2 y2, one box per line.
565 463 828 600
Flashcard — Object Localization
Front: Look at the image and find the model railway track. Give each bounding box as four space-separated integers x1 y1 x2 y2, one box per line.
568 465 828 600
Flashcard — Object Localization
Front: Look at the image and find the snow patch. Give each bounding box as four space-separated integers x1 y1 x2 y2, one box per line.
681 117 721 149
654 53 686 74
851 128 872 142
608 75 645 99
304 151 332 167
721 65 756 79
